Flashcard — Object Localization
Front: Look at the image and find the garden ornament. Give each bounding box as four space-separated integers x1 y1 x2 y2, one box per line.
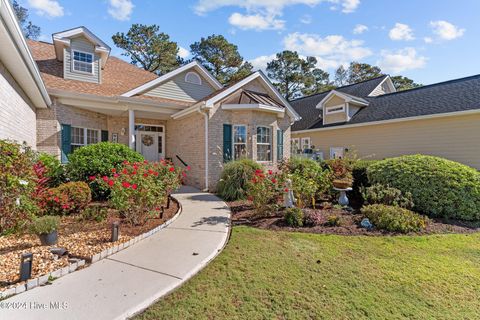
284 179 295 208
360 218 373 230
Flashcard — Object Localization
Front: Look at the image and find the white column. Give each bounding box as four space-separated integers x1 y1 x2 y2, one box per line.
128 109 135 150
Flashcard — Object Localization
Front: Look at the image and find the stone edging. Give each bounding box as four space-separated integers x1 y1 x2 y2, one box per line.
0 198 182 300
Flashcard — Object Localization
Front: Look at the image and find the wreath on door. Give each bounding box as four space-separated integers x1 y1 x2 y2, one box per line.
142 135 154 146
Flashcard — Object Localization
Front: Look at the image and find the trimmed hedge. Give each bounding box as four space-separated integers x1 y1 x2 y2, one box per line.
367 155 480 220
217 159 262 201
362 204 427 233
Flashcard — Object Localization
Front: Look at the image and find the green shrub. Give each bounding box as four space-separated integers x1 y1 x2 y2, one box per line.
29 216 59 235
362 204 427 233
79 206 108 222
325 215 341 227
284 207 304 227
362 184 414 209
0 140 38 234
351 160 378 203
217 159 262 201
368 155 480 220
66 143 144 199
36 153 66 187
39 182 91 215
283 158 331 208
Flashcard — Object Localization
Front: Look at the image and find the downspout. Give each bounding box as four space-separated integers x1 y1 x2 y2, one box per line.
196 103 209 192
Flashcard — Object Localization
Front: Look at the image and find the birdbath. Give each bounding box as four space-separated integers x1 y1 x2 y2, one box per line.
333 187 352 206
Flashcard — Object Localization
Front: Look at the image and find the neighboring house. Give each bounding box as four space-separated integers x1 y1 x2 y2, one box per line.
0 0 51 147
28 26 300 190
290 75 480 169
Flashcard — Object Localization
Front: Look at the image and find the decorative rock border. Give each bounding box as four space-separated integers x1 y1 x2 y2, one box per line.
0 197 182 300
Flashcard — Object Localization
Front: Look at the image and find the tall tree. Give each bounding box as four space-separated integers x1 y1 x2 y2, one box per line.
391 75 422 91
334 65 348 86
347 62 383 84
190 34 252 85
266 51 319 101
112 24 180 75
302 69 335 96
12 0 40 40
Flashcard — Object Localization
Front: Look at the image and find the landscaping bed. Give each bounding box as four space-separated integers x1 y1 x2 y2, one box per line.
0 200 179 292
228 200 480 236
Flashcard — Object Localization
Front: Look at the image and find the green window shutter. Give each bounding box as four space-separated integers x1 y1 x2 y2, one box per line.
101 130 109 142
61 124 72 163
223 124 232 163
277 129 284 161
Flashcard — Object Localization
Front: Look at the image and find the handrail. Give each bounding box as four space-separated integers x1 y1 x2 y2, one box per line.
175 155 188 167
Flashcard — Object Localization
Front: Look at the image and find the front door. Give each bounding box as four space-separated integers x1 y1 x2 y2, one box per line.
135 128 165 162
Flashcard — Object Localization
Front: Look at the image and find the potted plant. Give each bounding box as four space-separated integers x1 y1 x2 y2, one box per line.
29 216 60 246
330 158 353 189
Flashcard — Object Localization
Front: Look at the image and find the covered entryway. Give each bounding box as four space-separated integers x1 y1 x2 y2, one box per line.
135 124 165 161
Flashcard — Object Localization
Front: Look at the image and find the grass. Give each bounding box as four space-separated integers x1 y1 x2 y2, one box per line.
137 227 480 319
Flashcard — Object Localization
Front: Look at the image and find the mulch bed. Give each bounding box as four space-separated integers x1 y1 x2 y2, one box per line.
228 200 480 236
0 200 179 291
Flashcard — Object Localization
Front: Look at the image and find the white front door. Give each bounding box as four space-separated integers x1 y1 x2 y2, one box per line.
136 131 165 162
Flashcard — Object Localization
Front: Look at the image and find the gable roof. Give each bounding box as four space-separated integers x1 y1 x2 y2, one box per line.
291 75 388 131
294 74 480 131
122 61 223 97
28 39 159 98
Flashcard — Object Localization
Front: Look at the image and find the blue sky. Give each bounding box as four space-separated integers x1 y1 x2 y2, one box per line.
20 0 479 85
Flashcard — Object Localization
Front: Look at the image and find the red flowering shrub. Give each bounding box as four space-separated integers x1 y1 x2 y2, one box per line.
246 169 284 216
97 160 183 225
38 182 91 215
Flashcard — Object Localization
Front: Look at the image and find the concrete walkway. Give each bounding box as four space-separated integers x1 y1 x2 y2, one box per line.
1 186 231 320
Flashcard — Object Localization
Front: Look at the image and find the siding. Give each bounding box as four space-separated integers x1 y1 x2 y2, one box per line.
292 113 480 169
64 36 101 84
0 61 37 148
143 70 214 102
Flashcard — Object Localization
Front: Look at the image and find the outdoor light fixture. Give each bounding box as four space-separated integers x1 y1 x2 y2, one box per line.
19 253 33 282
166 196 171 209
111 222 119 242
160 206 164 219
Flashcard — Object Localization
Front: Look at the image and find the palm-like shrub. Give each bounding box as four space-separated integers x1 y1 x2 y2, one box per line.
367 155 480 220
217 159 262 201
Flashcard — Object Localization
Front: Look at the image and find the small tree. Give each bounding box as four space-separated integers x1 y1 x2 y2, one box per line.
12 0 40 40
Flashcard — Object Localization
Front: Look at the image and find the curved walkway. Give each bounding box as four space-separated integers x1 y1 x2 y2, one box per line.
1 186 231 320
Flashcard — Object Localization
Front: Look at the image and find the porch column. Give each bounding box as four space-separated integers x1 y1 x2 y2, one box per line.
128 109 135 150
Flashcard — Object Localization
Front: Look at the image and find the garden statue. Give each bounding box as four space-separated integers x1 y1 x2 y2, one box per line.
284 179 295 208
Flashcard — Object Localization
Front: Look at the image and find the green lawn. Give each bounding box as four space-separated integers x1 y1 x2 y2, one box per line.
137 227 480 319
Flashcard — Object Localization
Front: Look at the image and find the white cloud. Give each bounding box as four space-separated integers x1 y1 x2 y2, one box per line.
194 1 360 30
27 0 64 18
353 24 368 34
378 47 427 73
389 23 414 41
430 20 465 40
283 32 372 69
249 54 277 72
228 12 285 30
178 46 191 59
423 37 433 44
108 0 134 21
300 14 312 24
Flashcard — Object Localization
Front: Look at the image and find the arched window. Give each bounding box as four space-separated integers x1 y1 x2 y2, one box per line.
185 71 202 85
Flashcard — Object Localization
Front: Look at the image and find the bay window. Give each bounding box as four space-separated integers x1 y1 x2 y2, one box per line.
256 126 271 162
233 125 247 159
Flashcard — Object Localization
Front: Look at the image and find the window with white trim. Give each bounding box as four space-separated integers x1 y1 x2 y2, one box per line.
233 125 247 160
330 147 345 159
71 127 100 152
72 50 93 74
256 126 271 162
301 137 311 151
325 104 345 114
185 71 202 85
291 138 301 154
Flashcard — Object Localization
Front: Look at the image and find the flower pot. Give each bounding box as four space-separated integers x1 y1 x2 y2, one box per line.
333 179 352 189
38 230 58 246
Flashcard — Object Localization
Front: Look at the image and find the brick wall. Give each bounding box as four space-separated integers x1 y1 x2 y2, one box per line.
0 61 37 148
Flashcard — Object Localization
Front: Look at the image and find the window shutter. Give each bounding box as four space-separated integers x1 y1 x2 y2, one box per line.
223 124 232 162
277 129 284 161
61 124 72 163
101 130 109 142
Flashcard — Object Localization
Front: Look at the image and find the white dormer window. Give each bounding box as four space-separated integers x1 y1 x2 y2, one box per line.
72 50 93 74
325 104 346 115
185 71 202 85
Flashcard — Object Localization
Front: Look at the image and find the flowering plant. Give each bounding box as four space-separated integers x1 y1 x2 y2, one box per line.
97 160 184 225
37 182 91 215
246 169 283 216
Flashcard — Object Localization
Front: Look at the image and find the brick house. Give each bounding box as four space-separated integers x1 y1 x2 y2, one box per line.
27 26 300 190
